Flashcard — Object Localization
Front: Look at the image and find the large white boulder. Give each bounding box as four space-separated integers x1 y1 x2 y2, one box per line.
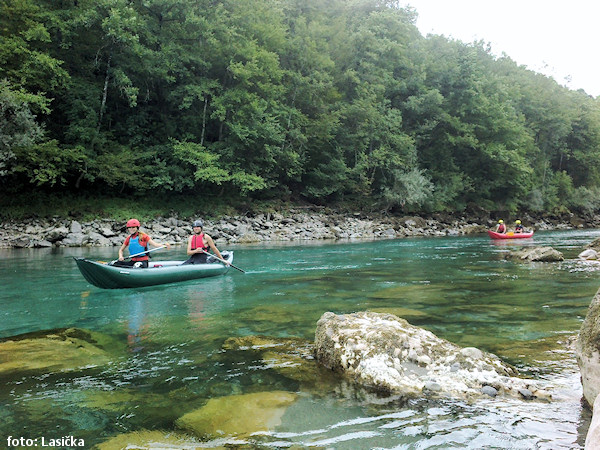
315 311 549 401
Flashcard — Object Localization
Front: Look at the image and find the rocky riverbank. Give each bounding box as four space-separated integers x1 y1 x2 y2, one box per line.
2 208 599 249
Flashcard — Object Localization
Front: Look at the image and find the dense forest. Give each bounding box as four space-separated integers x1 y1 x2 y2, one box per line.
2 0 600 218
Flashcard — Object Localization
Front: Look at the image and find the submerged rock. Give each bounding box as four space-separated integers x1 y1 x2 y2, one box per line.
82 388 190 425
505 246 564 262
175 391 297 438
262 351 319 384
223 335 333 387
223 335 310 354
94 430 203 450
315 311 548 401
0 328 117 377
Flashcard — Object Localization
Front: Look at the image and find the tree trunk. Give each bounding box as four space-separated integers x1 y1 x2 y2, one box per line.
97 53 112 131
200 97 208 147
75 162 87 189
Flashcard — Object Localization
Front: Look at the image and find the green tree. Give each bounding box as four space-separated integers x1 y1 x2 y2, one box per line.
0 80 44 176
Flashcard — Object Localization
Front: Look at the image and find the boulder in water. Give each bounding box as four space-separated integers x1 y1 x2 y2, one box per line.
175 391 297 438
315 311 549 401
505 246 564 262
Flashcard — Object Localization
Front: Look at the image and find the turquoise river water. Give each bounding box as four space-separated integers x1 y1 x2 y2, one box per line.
1 229 600 449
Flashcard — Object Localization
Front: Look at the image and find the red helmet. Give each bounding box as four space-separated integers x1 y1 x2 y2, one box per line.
126 219 140 228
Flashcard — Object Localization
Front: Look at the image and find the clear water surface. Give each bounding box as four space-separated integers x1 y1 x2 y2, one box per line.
1 229 599 448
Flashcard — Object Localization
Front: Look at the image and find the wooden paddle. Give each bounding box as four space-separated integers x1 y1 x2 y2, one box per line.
201 250 245 273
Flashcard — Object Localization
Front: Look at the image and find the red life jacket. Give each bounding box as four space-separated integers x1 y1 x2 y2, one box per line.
191 233 209 251
497 224 506 233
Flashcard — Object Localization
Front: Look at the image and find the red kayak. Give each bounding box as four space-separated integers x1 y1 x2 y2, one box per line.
488 230 534 239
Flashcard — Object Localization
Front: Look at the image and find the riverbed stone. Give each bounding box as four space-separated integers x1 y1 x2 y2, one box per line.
518 388 534 400
315 311 548 401
94 430 205 450
262 351 319 384
0 328 116 377
223 335 310 353
83 388 191 426
481 385 498 397
223 335 339 391
175 391 297 438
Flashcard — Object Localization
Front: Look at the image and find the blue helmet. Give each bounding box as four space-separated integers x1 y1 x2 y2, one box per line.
192 220 204 228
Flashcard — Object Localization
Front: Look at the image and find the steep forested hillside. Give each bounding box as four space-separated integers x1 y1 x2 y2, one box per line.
2 0 600 218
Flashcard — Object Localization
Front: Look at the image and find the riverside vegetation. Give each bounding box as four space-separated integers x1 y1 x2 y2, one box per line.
2 0 600 222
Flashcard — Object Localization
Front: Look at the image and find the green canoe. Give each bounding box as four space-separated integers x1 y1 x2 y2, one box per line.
74 252 233 289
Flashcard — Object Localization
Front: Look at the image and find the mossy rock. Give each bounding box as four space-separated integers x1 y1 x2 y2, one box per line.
0 328 117 377
175 391 297 438
93 430 207 450
505 247 564 262
262 351 319 383
82 388 189 423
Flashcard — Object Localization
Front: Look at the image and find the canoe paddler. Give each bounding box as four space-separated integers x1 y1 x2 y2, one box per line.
182 219 228 265
514 220 524 233
495 219 506 234
113 218 170 268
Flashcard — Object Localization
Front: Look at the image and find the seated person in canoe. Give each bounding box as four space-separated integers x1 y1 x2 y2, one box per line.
514 219 524 233
495 219 506 234
114 218 171 268
183 219 228 265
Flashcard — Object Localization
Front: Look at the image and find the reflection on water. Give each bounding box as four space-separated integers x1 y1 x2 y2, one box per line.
0 229 598 448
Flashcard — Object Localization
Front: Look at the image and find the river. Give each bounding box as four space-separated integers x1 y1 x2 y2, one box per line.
1 230 599 448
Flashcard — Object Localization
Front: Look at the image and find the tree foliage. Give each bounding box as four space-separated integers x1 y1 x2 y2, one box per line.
2 0 600 216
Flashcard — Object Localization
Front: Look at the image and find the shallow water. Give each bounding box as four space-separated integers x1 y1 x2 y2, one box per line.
1 229 599 448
